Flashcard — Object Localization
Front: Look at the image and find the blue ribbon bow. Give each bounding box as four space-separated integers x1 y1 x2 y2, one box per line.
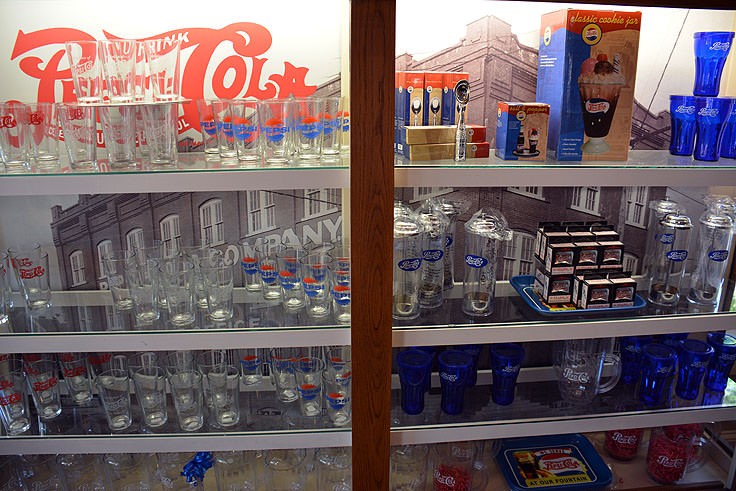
181 452 214 486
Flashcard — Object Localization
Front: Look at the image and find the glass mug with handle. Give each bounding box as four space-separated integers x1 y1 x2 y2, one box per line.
556 337 621 405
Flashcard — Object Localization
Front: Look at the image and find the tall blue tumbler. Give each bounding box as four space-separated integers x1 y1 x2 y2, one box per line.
705 332 736 391
669 96 697 156
620 335 653 385
720 101 736 159
490 343 525 405
675 339 714 400
397 349 432 415
639 343 677 407
437 350 473 415
693 31 734 97
694 97 734 161
459 344 481 387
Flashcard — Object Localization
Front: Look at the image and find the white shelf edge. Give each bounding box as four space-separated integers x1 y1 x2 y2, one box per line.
389 406 734 446
392 312 736 346
0 430 351 455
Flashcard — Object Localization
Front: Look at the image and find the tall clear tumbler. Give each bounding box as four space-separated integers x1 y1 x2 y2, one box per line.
648 213 693 306
393 214 423 320
144 38 181 101
9 243 52 310
201 259 234 322
64 40 103 103
0 357 32 435
96 368 133 431
58 103 97 170
141 103 178 166
23 355 62 420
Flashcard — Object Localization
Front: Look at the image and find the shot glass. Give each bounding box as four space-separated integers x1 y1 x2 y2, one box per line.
396 348 432 415
8 243 52 310
256 242 284 300
263 449 307 491
489 343 525 406
195 99 219 157
390 444 429 491
270 347 299 403
159 257 196 327
0 102 31 173
676 339 714 400
321 96 342 160
704 332 736 391
169 370 205 431
102 250 135 311
26 102 60 169
207 364 241 427
58 351 93 405
201 259 234 322
141 103 178 166
438 349 472 415
144 38 181 101
239 239 262 292
292 97 323 162
619 335 653 385
239 347 263 385
64 40 103 103
295 356 324 417
58 103 97 170
231 99 261 163
639 343 678 407
669 95 696 156
132 365 168 428
324 371 351 427
125 258 160 325
99 105 137 167
694 96 734 161
211 99 237 159
23 355 62 420
99 39 137 103
258 99 291 166
0 357 32 435
96 368 133 431
693 31 735 97
301 252 333 319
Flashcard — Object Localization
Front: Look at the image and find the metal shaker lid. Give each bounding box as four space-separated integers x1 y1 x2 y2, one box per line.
394 215 422 238
649 198 680 216
429 197 470 220
464 208 512 240
394 201 412 219
416 202 449 238
700 210 734 230
660 213 692 230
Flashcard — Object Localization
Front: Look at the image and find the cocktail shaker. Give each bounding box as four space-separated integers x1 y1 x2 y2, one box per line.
648 213 693 306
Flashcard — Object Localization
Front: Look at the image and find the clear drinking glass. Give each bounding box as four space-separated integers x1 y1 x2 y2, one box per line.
23 355 62 420
96 368 133 431
57 351 93 405
214 450 259 491
125 257 160 324
0 357 32 435
269 347 299 403
196 99 219 155
201 259 234 321
56 454 106 490
159 257 196 327
295 356 324 417
212 99 237 159
256 242 284 300
207 364 241 428
26 101 60 169
263 449 307 491
132 365 168 428
277 246 307 312
393 214 423 320
99 105 137 168
102 250 135 311
239 239 262 293
292 97 324 162
98 39 137 103
169 370 205 432
8 243 52 310
64 40 103 103
103 452 157 490
301 252 332 319
144 38 181 101
0 102 31 173
58 103 98 170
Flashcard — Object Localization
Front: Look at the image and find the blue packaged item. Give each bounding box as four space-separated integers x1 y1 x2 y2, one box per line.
496 434 612 490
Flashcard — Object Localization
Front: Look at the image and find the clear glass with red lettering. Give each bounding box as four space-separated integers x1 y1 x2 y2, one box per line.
99 39 137 103
144 38 181 102
8 242 52 310
26 102 60 170
64 40 103 103
58 103 98 170
23 355 62 420
646 426 694 484
96 368 133 431
141 103 178 166
99 105 137 168
0 357 32 435
0 102 31 173
57 351 93 405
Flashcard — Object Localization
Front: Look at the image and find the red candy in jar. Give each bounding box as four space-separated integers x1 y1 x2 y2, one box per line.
646 427 691 484
604 428 643 461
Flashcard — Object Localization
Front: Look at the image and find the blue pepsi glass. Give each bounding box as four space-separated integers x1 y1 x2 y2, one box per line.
669 96 696 156
655 332 688 351
675 339 714 400
693 32 734 97
411 345 437 392
620 335 652 385
490 343 524 406
639 343 677 407
694 97 734 161
704 332 736 391
437 350 473 415
397 349 432 415
459 344 481 387
720 101 736 159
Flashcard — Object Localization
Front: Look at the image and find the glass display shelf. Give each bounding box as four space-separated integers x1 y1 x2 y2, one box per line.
394 150 736 187
389 377 736 446
0 290 351 353
0 386 351 455
392 282 736 347
0 152 350 196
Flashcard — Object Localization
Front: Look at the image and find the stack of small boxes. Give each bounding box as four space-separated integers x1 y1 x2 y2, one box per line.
533 221 637 309
394 71 490 160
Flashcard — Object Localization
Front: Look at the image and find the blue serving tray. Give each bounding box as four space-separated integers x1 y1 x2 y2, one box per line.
496 433 612 490
509 275 646 316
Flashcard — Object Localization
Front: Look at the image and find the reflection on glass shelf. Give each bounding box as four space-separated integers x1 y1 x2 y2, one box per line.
0 152 349 177
390 379 736 430
395 149 736 170
2 294 346 335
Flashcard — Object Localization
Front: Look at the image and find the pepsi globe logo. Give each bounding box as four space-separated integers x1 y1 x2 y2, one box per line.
676 104 695 115
217 121 234 138
241 257 258 274
260 265 278 284
303 278 322 297
200 119 217 136
708 250 728 262
398 258 421 271
666 250 688 261
659 233 674 244
422 249 444 262
298 383 321 400
263 119 287 142
298 117 321 139
465 254 488 268
240 356 260 371
279 271 298 289
322 115 336 135
328 392 349 409
234 122 258 142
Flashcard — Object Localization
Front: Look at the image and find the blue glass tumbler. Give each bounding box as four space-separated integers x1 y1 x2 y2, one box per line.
669 96 696 156
704 332 736 391
694 97 734 161
397 349 432 415
620 335 653 385
459 344 481 387
639 343 678 407
675 339 714 400
693 32 734 97
720 102 736 159
489 343 525 406
411 345 437 393
437 350 473 415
